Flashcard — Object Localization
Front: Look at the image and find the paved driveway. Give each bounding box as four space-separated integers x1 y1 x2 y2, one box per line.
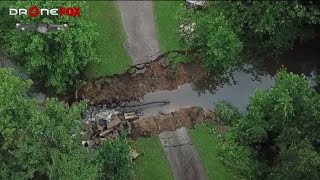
159 127 208 180
118 1 160 64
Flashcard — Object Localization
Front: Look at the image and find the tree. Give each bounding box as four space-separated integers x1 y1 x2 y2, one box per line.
96 136 133 180
216 70 320 179
0 67 134 180
0 2 15 51
179 5 242 74
0 68 99 179
6 1 98 94
180 1 320 72
213 1 320 58
271 140 320 180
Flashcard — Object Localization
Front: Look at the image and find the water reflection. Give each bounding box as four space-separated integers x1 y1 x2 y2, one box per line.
140 39 320 116
141 66 275 116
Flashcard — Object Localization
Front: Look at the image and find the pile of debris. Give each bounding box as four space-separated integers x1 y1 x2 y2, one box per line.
81 106 139 149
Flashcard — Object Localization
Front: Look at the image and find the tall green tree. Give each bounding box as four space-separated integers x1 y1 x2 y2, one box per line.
180 1 320 73
217 70 320 179
213 0 320 58
0 68 99 179
179 5 242 74
0 2 14 51
6 1 98 94
96 137 133 180
0 68 134 180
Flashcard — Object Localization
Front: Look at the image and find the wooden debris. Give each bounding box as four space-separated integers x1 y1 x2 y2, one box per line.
127 121 132 134
107 117 121 130
82 108 141 148
99 129 112 137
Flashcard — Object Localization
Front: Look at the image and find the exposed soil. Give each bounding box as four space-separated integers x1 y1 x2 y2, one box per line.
130 107 214 138
79 57 207 104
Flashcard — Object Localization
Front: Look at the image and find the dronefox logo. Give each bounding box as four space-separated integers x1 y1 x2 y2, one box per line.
9 6 81 17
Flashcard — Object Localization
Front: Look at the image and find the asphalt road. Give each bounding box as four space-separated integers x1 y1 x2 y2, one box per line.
118 3 207 179
159 127 208 180
118 1 160 65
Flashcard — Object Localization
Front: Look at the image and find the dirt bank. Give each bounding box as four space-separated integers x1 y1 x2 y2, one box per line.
79 58 207 104
130 107 213 138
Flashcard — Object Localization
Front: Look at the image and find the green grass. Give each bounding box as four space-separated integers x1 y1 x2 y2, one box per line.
85 1 132 79
189 123 236 180
130 136 174 180
153 1 182 52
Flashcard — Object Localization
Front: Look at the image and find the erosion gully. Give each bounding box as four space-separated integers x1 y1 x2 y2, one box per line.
80 40 319 112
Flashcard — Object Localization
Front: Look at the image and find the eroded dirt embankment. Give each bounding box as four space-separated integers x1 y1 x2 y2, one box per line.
79 58 206 104
130 107 214 138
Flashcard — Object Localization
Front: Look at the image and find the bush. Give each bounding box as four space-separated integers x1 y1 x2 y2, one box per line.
96 137 133 180
180 9 242 74
219 131 259 179
215 101 242 126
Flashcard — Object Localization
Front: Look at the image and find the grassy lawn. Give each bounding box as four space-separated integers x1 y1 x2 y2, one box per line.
153 1 182 52
130 136 174 180
189 123 236 180
85 1 132 79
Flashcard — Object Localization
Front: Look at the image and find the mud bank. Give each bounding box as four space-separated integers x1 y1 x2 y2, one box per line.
130 107 213 138
79 58 206 104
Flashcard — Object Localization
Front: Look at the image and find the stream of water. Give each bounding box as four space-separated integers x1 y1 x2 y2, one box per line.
138 39 320 116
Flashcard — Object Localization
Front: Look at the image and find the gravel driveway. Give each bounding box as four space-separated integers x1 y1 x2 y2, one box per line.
118 1 160 65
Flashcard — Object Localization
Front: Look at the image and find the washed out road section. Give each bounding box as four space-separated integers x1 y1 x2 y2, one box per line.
118 1 160 64
159 127 208 180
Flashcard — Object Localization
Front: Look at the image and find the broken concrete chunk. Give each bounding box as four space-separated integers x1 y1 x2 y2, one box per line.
124 112 136 116
124 115 139 121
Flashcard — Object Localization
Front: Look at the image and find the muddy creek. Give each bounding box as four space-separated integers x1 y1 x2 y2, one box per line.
140 67 275 115
80 39 320 117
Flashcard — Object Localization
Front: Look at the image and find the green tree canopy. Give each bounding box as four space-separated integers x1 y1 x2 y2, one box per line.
180 1 320 73
217 70 320 179
180 5 242 74
96 137 133 180
6 1 98 94
0 67 134 180
0 68 100 179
